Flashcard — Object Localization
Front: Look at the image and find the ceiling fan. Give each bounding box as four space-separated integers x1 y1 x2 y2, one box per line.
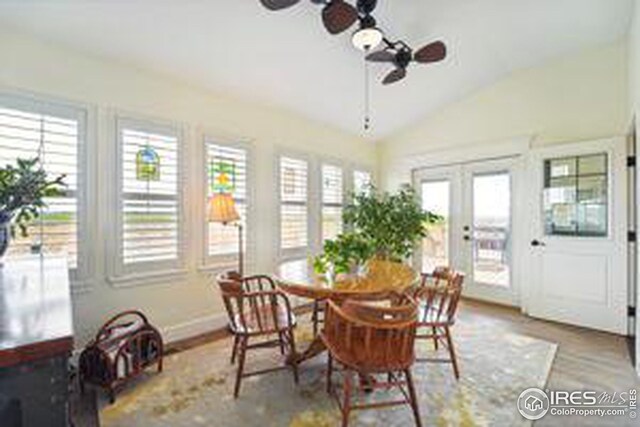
258 0 447 85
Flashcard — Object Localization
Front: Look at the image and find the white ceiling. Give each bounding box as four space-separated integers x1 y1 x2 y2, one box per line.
0 0 633 139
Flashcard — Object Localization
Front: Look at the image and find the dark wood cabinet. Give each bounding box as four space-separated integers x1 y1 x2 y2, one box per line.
0 257 74 427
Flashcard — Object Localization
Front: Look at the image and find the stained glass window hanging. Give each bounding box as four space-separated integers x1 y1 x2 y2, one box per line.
136 146 160 181
211 160 236 193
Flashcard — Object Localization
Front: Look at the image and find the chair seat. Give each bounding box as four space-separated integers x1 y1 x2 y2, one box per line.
231 304 297 335
417 304 452 327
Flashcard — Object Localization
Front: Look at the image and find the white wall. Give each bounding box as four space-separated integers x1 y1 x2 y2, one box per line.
378 41 628 190
0 27 375 346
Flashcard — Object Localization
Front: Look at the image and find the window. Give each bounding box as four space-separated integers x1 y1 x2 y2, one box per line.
543 154 607 237
206 141 248 259
353 169 372 194
421 180 450 274
119 121 180 267
279 156 308 251
473 172 511 287
322 164 343 241
0 98 83 270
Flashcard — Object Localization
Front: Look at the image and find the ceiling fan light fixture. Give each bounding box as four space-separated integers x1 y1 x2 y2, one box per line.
352 26 383 51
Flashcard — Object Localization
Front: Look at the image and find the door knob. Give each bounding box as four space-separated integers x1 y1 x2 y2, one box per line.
531 239 546 247
463 235 471 241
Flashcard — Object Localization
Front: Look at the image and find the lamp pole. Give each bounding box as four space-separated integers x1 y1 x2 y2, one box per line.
237 222 243 277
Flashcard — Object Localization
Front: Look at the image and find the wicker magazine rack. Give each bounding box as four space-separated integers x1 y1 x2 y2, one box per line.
79 310 163 402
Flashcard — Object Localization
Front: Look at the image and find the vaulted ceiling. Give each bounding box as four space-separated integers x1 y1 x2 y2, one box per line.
0 0 633 138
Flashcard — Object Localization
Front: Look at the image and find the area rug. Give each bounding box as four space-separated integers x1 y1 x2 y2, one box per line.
100 316 557 427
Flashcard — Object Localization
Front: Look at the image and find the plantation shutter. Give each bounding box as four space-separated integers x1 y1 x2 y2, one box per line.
322 164 343 241
0 103 80 268
120 125 179 265
206 142 247 257
354 170 372 194
280 156 308 250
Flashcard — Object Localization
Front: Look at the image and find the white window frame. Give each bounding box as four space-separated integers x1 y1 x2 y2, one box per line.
320 160 347 242
201 137 255 269
0 91 92 287
351 166 375 196
109 116 186 286
276 150 315 264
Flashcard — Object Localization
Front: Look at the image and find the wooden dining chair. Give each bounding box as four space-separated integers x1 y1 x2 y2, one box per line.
216 272 299 398
411 271 464 379
429 266 454 285
311 299 326 336
321 296 422 427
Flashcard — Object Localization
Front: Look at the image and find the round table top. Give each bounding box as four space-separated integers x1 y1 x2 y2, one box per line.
276 259 421 300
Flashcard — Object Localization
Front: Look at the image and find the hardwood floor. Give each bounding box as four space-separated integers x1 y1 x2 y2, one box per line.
165 298 639 426
458 299 639 426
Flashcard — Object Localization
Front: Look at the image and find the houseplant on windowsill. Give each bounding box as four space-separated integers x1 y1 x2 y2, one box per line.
0 157 66 259
314 184 441 282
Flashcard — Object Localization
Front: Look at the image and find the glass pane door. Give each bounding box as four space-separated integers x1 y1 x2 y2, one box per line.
472 172 511 288
421 180 451 273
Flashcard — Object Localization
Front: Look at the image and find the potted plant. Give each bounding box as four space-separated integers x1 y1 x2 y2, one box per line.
343 184 441 262
313 232 373 283
0 157 66 258
314 184 441 281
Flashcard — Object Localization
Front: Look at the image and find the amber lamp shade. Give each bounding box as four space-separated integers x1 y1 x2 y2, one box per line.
208 193 240 224
207 192 243 276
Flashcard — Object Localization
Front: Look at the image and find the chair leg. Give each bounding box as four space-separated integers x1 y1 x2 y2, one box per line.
326 353 333 394
233 336 248 398
312 301 319 336
444 326 460 380
278 331 286 355
288 329 299 384
404 369 422 427
432 326 439 350
230 335 239 365
342 369 353 427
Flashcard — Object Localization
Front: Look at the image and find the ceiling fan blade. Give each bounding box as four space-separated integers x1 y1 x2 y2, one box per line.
259 0 301 11
414 41 447 63
366 50 395 63
382 68 407 85
322 0 358 35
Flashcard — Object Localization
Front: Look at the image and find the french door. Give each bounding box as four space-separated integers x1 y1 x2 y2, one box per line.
415 157 520 306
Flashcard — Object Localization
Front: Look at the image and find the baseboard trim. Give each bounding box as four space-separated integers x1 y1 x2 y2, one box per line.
160 313 228 345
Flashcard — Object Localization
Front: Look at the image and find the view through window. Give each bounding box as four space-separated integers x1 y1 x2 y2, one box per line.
0 104 80 268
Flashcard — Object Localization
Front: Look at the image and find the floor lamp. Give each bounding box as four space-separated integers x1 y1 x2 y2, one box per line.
208 193 243 276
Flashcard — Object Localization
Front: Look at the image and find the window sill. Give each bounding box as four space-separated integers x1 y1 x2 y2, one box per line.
108 268 188 288
198 263 236 273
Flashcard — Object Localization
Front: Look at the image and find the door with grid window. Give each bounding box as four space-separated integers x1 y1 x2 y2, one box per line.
527 139 627 333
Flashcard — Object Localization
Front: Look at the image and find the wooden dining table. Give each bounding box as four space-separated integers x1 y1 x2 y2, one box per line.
276 259 421 364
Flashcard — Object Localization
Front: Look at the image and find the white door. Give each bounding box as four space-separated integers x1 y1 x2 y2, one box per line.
416 157 521 306
416 164 461 276
526 138 627 334
462 158 519 305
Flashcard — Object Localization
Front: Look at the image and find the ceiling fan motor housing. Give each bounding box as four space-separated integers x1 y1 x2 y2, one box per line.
359 14 377 29
395 49 412 68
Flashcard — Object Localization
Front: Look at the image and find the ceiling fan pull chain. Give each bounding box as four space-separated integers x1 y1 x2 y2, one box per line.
364 50 371 132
